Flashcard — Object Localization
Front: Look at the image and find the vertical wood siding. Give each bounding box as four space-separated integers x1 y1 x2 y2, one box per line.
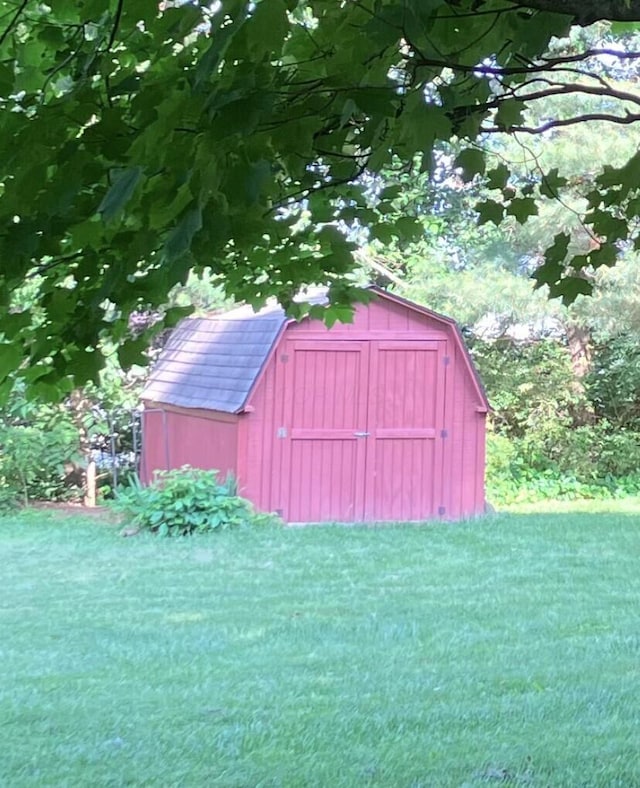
239 355 284 512
364 340 446 521
141 405 239 483
281 340 369 522
441 341 486 518
140 409 169 484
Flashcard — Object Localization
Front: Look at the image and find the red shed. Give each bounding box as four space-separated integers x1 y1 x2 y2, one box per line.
141 287 489 522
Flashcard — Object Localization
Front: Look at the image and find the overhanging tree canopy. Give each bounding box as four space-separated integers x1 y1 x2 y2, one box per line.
2 0 640 395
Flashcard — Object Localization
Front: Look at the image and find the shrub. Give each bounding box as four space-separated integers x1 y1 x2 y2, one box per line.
0 417 82 506
485 430 640 506
586 335 640 430
470 338 590 438
474 336 640 505
114 466 278 535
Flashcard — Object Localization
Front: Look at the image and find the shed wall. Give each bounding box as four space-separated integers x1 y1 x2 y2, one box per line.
286 297 441 336
442 341 486 519
243 297 485 522
238 356 285 512
141 404 239 484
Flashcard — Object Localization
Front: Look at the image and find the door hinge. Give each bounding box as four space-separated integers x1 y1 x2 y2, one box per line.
442 356 450 366
277 427 287 438
438 506 446 516
440 429 448 439
280 353 289 363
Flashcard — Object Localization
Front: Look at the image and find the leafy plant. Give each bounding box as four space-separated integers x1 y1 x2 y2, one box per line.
485 430 640 506
0 387 83 506
586 335 640 430
474 334 640 505
114 466 278 536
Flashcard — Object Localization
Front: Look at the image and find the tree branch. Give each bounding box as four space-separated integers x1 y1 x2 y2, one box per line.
482 112 640 134
0 0 28 47
505 0 640 26
106 0 124 52
30 251 87 278
508 80 640 108
413 48 640 78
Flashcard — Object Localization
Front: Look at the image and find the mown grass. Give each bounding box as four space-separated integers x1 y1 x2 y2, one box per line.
1 503 639 787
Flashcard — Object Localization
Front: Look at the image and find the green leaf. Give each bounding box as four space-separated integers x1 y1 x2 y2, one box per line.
393 216 424 241
588 210 628 244
533 260 563 289
475 199 504 226
324 304 355 329
117 336 149 369
533 232 571 289
0 343 22 385
454 148 486 183
164 207 203 262
610 21 640 35
486 164 510 191
0 62 13 95
539 168 568 199
248 0 290 54
245 160 271 205
588 244 618 268
544 232 571 266
98 167 144 222
493 99 526 131
596 151 640 197
506 197 538 224
64 349 103 383
195 15 246 87
551 275 593 305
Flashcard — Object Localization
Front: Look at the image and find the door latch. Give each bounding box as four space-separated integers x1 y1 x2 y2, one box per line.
353 431 370 437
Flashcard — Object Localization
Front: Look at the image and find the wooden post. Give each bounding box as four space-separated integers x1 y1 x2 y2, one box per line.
85 460 96 508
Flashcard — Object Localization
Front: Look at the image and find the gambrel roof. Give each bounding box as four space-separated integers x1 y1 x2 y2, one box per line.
142 305 287 413
142 287 489 414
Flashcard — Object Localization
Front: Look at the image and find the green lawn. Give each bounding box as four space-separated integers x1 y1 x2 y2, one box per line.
1 504 639 787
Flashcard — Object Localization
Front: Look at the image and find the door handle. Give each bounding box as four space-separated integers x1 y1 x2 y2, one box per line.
354 431 370 437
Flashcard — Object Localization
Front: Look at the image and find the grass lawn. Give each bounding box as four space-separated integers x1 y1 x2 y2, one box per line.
1 503 639 787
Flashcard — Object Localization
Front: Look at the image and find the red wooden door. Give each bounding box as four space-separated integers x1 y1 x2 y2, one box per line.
281 340 370 522
364 341 447 521
279 338 447 522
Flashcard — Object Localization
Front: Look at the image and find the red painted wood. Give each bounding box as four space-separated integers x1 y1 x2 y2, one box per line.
140 409 169 484
141 406 239 483
364 341 446 521
286 330 448 341
475 413 487 513
241 348 289 517
440 340 454 517
281 340 369 522
142 291 487 522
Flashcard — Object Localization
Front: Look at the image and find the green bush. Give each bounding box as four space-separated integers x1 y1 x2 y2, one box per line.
485 430 640 506
0 410 82 507
114 466 279 536
474 336 640 505
471 338 589 438
586 335 640 430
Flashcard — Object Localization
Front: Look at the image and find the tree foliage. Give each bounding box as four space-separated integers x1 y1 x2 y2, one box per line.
3 0 640 393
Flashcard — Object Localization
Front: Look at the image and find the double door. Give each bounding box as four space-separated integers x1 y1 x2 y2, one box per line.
280 338 448 522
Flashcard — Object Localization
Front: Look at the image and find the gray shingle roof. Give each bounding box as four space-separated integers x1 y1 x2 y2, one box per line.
142 306 287 413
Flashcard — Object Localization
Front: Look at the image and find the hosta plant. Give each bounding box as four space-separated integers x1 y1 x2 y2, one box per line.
115 466 278 536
